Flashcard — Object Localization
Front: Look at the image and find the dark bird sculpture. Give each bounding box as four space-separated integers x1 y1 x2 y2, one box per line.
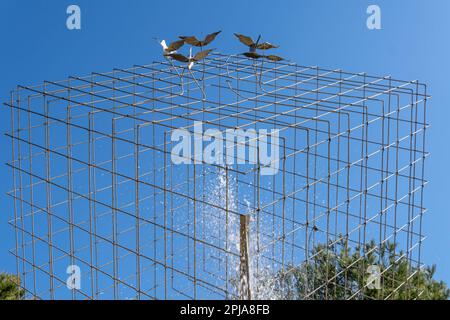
167 49 214 69
179 31 221 47
243 52 283 62
234 33 283 62
234 33 279 53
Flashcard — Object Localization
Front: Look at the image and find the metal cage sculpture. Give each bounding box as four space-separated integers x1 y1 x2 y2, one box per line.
5 52 429 300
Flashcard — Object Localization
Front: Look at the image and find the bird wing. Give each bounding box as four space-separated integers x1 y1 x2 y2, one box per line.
234 33 255 47
204 31 221 45
265 55 283 62
193 49 213 61
167 39 185 52
256 42 279 50
167 53 190 63
243 52 263 59
180 36 202 46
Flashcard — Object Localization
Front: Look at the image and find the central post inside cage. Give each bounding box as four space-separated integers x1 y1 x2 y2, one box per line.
239 214 251 300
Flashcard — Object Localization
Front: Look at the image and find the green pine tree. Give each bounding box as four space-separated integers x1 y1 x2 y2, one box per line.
0 273 24 300
268 240 449 300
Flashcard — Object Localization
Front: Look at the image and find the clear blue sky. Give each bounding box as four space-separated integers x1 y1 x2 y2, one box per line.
0 0 449 287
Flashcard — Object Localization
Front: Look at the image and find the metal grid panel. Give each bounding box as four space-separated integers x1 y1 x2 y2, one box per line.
5 52 429 299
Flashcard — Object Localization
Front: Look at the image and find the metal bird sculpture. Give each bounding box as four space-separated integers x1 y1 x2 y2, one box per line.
179 31 221 47
234 33 279 53
243 52 283 62
230 33 284 95
154 38 188 98
158 39 185 56
179 31 220 82
234 33 283 62
167 49 214 70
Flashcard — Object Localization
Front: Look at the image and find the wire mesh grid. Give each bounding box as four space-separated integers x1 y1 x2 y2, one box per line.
5 52 429 300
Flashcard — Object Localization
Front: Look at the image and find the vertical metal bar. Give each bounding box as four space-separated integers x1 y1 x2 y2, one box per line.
87 111 95 300
163 131 168 299
90 75 100 299
193 133 197 300
417 83 427 274
66 82 76 300
111 118 118 299
135 124 142 299
343 70 351 299
10 90 21 295
281 137 286 270
43 83 55 299
291 67 298 267
152 74 158 299
15 89 27 297
26 95 37 298
304 129 310 299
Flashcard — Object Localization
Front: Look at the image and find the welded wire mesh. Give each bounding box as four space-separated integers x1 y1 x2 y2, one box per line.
5 52 429 300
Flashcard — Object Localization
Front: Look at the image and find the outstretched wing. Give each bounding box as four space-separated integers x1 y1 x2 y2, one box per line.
193 49 214 61
167 39 185 52
180 31 221 47
234 33 255 47
179 36 202 46
167 53 190 63
204 31 221 46
243 52 263 59
265 55 283 62
256 42 278 50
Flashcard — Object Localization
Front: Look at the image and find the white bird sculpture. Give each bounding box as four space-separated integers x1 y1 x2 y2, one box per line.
158 39 186 57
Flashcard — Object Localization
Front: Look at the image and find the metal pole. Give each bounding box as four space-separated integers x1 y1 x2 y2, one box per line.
239 214 251 300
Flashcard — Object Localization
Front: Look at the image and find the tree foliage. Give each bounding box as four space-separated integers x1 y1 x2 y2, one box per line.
269 240 449 300
0 273 24 300
270 241 450 300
